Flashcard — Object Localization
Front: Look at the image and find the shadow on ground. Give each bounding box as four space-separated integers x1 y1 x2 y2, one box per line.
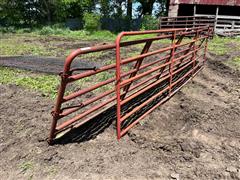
53 63 198 144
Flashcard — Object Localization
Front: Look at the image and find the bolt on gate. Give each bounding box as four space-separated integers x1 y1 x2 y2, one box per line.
49 26 211 144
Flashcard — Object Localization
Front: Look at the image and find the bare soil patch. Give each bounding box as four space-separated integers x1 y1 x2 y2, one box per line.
0 51 240 179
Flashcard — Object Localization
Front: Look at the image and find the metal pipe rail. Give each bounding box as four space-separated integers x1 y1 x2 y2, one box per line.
159 16 215 36
48 26 211 144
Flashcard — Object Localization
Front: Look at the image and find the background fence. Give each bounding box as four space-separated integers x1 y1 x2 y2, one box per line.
159 15 240 36
159 16 215 29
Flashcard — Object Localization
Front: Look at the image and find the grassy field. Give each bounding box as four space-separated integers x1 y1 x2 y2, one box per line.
0 27 169 57
1 27 239 57
208 36 240 55
0 67 59 98
0 28 240 98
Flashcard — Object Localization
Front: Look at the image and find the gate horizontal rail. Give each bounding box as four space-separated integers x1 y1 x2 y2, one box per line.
159 16 215 29
48 26 211 144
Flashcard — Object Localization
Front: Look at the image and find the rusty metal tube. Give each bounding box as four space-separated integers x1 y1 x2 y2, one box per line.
120 65 204 137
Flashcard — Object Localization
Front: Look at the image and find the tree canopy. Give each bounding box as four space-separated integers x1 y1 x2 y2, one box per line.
0 0 167 27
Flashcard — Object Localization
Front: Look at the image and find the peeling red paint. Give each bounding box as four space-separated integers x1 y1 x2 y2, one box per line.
170 0 240 6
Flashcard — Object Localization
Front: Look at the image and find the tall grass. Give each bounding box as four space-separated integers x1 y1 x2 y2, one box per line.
0 26 117 41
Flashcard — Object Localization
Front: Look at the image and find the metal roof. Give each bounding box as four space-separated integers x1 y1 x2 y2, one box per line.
170 0 240 6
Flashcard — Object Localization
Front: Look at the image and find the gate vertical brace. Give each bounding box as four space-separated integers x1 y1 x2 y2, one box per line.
192 30 200 72
116 34 123 140
169 31 177 96
121 40 153 100
156 32 185 80
176 30 202 69
49 73 68 144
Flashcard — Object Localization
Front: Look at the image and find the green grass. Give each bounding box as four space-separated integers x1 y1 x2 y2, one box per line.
0 26 173 57
208 36 240 55
0 66 116 98
19 161 33 173
81 51 106 60
0 30 240 97
0 26 117 57
0 67 59 98
34 26 116 41
233 56 240 64
0 38 52 56
0 26 170 42
231 56 240 68
43 29 115 41
0 26 117 41
0 34 68 56
208 36 240 69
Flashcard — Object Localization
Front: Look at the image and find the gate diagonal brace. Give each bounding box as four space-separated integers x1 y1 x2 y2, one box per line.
121 40 153 100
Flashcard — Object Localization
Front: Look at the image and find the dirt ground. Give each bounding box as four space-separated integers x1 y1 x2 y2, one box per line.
0 48 240 179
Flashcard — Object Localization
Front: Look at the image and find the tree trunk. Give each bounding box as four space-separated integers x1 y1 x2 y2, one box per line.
127 0 132 20
42 0 52 24
138 0 155 17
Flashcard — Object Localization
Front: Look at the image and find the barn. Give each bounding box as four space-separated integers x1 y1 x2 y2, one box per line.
168 0 240 17
166 0 240 35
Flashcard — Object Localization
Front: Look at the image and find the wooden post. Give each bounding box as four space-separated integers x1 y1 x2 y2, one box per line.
231 21 235 30
193 5 196 28
214 6 219 33
193 5 196 16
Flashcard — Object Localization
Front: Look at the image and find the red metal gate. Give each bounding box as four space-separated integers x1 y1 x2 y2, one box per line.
159 16 215 29
115 26 211 139
49 26 211 144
